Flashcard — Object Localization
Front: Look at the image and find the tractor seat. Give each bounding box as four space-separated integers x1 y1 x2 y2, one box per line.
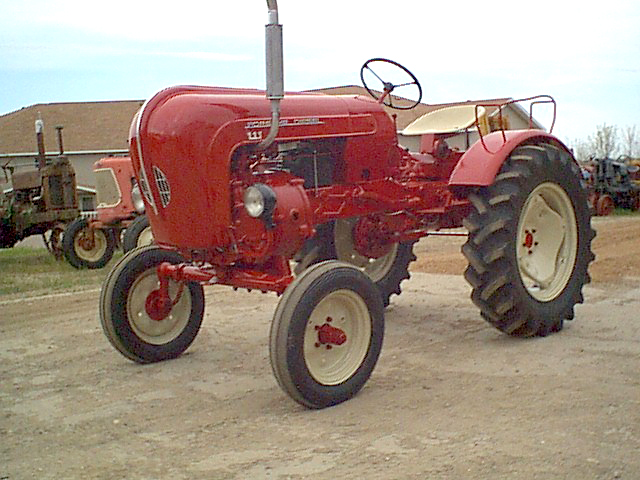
402 105 487 135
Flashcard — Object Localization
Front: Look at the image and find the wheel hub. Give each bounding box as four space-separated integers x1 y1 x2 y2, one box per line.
78 233 96 251
353 218 392 259
522 229 538 253
315 318 347 349
145 289 173 321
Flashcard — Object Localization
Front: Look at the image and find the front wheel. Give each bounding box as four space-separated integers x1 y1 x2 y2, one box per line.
270 261 384 409
462 143 595 337
122 215 153 253
99 246 204 363
62 217 115 269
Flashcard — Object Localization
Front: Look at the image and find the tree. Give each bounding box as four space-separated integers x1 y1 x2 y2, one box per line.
568 124 638 163
589 123 619 159
568 137 591 163
621 125 639 158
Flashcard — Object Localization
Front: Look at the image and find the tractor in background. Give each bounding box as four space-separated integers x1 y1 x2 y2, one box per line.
0 121 79 257
585 155 640 216
62 156 152 269
99 0 595 409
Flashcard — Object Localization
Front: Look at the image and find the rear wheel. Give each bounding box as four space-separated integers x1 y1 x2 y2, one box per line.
595 194 614 216
270 261 384 409
295 219 416 307
62 217 115 269
43 223 66 259
462 143 595 337
122 215 153 252
100 246 204 363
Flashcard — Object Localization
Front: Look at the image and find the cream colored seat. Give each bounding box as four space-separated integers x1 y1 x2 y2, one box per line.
402 105 488 136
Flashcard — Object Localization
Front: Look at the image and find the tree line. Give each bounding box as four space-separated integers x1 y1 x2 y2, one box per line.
568 124 639 163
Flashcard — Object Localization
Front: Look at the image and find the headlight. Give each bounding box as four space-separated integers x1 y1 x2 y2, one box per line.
243 184 277 227
131 182 145 214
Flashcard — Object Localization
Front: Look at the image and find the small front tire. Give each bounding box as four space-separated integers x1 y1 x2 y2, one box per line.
122 215 153 253
270 261 384 409
99 246 204 363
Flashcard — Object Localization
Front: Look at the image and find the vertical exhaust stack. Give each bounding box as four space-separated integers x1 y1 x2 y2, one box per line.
258 0 284 150
35 114 46 169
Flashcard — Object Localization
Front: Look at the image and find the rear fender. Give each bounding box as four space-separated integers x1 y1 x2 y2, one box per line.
448 129 572 187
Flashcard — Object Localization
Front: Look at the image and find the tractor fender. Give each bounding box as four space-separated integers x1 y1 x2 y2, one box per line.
448 129 572 187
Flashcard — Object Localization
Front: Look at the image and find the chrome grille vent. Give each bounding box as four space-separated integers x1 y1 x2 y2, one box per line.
153 166 171 208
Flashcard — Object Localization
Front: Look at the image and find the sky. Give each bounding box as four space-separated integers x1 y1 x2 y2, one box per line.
1 0 639 146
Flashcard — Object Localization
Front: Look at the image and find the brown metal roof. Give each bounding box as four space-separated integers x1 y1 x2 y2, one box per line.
0 100 144 154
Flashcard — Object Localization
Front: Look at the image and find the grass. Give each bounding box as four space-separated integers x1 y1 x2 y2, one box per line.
0 247 122 299
612 208 640 216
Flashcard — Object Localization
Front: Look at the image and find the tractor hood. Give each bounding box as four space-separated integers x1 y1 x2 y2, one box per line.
129 85 395 249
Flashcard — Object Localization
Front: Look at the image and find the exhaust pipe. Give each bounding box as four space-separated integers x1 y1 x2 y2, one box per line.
258 0 284 150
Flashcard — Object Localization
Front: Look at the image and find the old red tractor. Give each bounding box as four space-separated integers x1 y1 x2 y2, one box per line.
62 156 152 269
100 1 594 409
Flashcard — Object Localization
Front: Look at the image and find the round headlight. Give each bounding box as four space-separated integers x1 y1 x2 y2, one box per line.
243 184 277 226
131 182 145 214
243 186 266 218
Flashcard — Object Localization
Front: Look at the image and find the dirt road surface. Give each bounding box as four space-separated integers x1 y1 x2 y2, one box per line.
1 216 639 479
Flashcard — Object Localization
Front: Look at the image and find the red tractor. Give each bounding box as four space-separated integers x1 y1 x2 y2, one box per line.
63 156 152 269
100 1 594 409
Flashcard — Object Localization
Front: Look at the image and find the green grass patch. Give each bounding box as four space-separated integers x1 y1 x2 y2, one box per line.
0 247 122 299
613 208 640 216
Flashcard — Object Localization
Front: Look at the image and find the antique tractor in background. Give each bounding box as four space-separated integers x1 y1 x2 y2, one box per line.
585 155 640 216
63 156 152 269
0 121 79 256
100 0 595 409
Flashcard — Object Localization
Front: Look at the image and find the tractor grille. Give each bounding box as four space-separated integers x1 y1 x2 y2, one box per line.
48 175 64 207
153 166 171 208
139 174 153 206
94 168 121 207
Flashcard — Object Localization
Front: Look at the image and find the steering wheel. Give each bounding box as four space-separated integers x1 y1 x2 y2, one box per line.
360 58 423 110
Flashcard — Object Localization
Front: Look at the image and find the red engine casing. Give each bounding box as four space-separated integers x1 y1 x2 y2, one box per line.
129 86 399 254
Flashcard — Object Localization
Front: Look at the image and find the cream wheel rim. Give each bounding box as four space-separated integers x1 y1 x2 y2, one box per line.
137 226 154 248
516 182 578 302
303 289 371 385
127 269 192 344
75 230 108 262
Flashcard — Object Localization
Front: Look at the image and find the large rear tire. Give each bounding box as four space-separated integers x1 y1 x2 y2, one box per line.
63 217 115 269
462 143 595 337
270 261 384 409
99 246 204 363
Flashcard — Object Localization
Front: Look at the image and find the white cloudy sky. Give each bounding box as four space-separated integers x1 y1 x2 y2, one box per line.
1 0 638 144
